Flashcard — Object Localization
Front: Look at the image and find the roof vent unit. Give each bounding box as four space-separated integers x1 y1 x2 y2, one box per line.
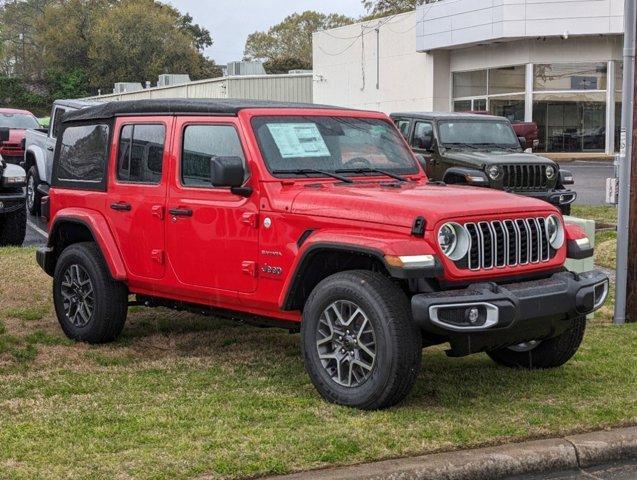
157 74 191 87
227 61 267 76
288 70 313 75
113 82 144 94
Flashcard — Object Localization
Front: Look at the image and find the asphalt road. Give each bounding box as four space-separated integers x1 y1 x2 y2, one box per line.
566 160 614 206
504 459 637 480
21 160 613 248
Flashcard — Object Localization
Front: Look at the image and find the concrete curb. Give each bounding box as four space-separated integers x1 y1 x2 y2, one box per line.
270 427 637 480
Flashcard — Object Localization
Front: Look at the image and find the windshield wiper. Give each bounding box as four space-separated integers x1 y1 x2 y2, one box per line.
272 168 354 183
444 142 481 150
335 167 407 183
475 143 520 152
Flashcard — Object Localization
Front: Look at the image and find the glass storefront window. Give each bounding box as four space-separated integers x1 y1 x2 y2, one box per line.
488 65 526 95
534 63 608 91
453 70 487 98
533 101 606 153
490 98 525 122
453 100 472 112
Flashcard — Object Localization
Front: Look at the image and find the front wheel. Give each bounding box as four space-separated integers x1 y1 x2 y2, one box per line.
487 316 586 369
301 270 422 410
53 242 128 344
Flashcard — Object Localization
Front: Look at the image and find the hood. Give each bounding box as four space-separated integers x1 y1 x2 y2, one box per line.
443 150 555 168
289 181 556 230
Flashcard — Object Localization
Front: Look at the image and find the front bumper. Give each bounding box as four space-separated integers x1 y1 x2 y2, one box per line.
0 191 26 214
514 188 577 207
412 270 608 356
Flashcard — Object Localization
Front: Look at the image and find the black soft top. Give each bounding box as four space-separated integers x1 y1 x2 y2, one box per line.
62 98 351 123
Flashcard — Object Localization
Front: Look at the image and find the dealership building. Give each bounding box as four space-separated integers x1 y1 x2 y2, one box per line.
313 0 625 155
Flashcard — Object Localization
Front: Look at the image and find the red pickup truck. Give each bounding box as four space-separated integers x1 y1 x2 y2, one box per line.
36 99 608 409
0 108 40 164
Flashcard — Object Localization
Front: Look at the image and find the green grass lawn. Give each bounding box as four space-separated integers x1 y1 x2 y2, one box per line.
0 247 635 480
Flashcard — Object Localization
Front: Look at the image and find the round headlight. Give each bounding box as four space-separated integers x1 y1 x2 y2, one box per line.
546 165 556 180
487 165 501 181
546 214 564 249
438 222 470 261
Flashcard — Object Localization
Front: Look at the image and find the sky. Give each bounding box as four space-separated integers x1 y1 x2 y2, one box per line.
167 0 366 65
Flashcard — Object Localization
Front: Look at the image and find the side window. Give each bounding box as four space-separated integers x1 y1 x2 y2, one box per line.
395 119 411 140
117 124 165 184
181 124 246 188
51 108 66 139
56 124 109 186
412 122 434 150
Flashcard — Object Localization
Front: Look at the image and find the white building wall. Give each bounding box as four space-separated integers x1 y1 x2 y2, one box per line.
417 0 625 52
313 12 439 113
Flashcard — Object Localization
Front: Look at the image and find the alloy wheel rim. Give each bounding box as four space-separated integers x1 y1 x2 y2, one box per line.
315 300 376 388
60 264 95 328
508 340 541 352
26 175 35 210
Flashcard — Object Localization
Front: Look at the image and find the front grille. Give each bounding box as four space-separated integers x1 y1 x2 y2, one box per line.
465 218 551 271
502 164 548 190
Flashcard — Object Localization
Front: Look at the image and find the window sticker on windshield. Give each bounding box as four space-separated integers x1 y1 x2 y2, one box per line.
267 123 330 158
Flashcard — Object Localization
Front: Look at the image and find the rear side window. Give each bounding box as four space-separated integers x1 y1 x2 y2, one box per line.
117 124 165 184
181 125 246 188
56 124 109 187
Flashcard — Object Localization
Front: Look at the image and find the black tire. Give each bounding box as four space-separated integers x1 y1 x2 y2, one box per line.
301 270 422 410
0 207 26 246
53 242 128 344
26 166 42 216
560 204 572 216
487 316 586 369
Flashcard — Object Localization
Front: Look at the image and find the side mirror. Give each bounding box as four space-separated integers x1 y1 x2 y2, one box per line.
0 127 9 144
415 154 428 170
518 136 527 148
210 156 252 197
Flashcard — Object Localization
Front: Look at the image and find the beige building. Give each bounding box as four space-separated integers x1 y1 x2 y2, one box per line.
313 0 625 155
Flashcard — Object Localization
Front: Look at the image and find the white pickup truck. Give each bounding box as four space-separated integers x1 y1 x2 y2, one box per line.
23 99 100 215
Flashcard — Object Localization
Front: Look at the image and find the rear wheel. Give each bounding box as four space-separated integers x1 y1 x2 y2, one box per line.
0 207 26 246
301 270 422 410
487 316 586 369
53 242 128 344
26 166 42 216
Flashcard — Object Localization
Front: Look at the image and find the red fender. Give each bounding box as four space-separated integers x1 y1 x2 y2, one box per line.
50 208 127 281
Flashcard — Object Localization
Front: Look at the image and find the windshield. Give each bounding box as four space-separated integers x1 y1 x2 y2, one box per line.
438 120 519 149
0 113 40 130
252 116 419 178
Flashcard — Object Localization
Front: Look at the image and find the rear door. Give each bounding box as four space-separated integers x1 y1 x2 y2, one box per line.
105 116 172 280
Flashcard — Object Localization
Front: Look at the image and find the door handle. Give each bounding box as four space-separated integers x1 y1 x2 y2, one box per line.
110 202 132 212
169 207 193 217
47 146 54 152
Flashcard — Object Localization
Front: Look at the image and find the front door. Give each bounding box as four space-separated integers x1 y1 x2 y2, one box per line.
165 118 259 294
105 117 171 280
410 121 438 178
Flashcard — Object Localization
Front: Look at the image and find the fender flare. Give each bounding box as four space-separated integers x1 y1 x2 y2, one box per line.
49 208 127 281
442 166 489 185
24 145 47 182
279 230 441 310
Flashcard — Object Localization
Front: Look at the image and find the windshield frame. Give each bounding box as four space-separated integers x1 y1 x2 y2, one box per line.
251 114 421 180
436 119 521 150
0 112 40 130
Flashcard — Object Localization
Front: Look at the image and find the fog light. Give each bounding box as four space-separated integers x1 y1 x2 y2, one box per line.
467 307 480 324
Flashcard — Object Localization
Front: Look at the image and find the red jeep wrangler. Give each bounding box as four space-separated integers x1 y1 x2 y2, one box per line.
37 99 608 410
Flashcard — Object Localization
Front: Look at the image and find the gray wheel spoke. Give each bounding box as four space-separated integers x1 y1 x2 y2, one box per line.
60 263 95 328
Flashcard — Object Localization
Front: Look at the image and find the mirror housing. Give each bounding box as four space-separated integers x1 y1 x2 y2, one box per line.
210 156 252 197
0 127 9 144
518 136 527 148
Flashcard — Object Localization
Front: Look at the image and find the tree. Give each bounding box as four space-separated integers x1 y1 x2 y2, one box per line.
244 11 353 69
362 0 438 18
